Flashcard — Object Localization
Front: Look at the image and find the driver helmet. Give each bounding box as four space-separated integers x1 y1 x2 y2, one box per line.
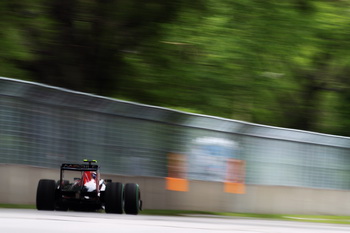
91 172 97 179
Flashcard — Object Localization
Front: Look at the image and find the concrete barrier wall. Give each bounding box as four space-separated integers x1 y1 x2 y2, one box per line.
1 164 350 215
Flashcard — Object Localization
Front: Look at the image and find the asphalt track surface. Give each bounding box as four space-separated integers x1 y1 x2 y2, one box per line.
0 209 349 233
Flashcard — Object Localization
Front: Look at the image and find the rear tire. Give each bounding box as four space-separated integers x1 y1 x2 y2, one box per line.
124 183 141 215
105 182 124 214
36 179 56 210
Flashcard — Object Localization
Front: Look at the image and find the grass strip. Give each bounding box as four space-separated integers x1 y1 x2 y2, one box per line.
1 205 349 225
141 210 350 225
0 204 35 209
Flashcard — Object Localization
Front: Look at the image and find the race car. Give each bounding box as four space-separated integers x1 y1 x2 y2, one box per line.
36 160 142 214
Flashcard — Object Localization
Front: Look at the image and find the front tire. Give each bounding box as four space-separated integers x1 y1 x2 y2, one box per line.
124 183 141 215
36 179 56 210
105 182 124 214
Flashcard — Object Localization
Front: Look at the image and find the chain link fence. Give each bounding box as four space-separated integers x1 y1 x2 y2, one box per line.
1 77 350 189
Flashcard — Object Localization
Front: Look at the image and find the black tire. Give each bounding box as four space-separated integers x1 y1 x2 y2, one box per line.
105 182 124 214
124 183 141 215
36 179 56 211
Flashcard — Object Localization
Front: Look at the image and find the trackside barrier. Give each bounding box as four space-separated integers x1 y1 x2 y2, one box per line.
1 164 350 215
1 77 350 214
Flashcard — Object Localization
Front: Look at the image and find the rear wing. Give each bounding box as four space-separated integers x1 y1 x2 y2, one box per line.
61 163 99 171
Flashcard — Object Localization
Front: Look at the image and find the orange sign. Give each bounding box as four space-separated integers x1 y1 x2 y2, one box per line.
166 153 188 192
225 159 245 194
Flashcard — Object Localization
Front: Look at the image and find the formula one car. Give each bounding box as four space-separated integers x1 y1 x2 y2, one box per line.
36 160 142 214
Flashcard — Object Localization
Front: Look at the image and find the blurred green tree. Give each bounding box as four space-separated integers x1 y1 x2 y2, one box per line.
124 0 350 134
1 0 350 135
0 1 34 79
8 0 203 95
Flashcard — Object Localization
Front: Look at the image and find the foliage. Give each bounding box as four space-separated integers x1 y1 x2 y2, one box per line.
124 0 350 135
1 0 350 135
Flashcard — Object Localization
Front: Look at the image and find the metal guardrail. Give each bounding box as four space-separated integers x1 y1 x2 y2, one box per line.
1 77 350 189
